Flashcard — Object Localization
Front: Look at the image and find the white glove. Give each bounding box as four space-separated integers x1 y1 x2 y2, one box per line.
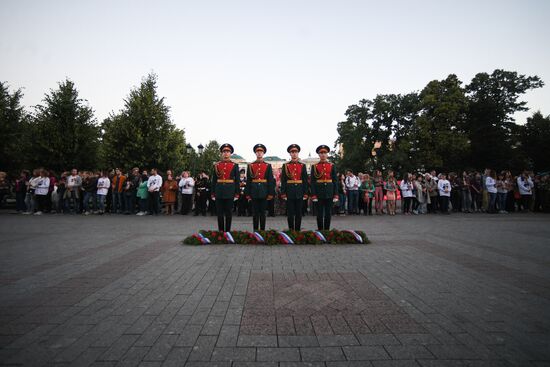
312 198 318 202
234 197 238 201
212 197 216 201
333 198 338 203
283 197 287 201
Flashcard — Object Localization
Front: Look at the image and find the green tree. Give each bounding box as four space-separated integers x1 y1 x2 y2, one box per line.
465 69 544 170
0 82 29 173
29 79 100 172
413 74 469 171
335 93 420 175
519 111 550 172
194 140 220 175
100 73 187 172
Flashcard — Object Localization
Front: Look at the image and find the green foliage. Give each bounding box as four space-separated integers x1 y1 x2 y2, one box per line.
465 69 544 170
100 73 187 172
336 70 544 174
336 93 421 174
414 74 469 171
519 111 550 172
28 79 100 172
0 82 29 173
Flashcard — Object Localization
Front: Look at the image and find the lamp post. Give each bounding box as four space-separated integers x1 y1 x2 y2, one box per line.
197 144 204 173
186 144 193 174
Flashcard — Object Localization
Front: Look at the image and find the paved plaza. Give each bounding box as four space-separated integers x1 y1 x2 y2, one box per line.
0 212 549 367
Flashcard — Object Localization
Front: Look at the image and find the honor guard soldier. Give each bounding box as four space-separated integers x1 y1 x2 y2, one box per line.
280 144 309 231
311 145 338 230
245 144 275 231
211 143 240 232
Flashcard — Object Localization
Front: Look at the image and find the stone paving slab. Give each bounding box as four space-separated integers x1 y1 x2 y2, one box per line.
0 212 549 366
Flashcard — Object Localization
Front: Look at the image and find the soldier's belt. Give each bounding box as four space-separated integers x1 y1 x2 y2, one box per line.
252 179 267 183
217 179 234 183
317 179 333 183
287 180 303 184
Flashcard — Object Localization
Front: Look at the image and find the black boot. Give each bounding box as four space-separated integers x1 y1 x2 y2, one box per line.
260 214 266 230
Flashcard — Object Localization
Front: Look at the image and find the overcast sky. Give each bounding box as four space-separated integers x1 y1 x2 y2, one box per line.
2 0 549 161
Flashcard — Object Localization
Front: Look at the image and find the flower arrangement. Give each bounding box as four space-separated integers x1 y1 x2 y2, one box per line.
182 229 368 245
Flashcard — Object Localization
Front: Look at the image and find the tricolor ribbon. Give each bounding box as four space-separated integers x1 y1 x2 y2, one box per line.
224 232 235 244
343 230 363 243
196 232 211 244
314 231 327 243
253 232 265 244
278 231 294 244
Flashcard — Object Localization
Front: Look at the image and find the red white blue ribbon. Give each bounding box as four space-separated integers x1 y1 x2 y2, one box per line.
278 231 294 244
253 232 265 244
196 232 211 244
343 230 363 243
314 231 327 243
224 232 235 244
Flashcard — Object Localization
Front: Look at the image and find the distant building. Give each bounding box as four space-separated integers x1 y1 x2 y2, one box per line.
264 156 286 171
301 153 320 173
231 154 248 172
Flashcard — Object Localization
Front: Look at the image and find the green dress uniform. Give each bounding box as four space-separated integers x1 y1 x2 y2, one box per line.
280 144 309 231
211 143 240 232
311 145 338 230
245 144 275 231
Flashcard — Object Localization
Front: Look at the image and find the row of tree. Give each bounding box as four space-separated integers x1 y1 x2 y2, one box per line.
0 73 221 175
335 70 550 174
1 69 549 177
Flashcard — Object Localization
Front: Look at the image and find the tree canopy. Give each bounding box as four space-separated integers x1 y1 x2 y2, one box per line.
336 70 545 175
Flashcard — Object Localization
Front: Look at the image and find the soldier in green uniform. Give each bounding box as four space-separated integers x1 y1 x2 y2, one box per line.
310 145 338 230
245 144 275 231
211 144 240 232
280 144 309 231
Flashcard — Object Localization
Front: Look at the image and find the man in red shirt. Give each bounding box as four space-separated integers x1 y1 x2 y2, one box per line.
310 145 338 230
245 144 275 231
211 144 240 232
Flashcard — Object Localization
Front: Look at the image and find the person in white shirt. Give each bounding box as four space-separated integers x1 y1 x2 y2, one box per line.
517 170 534 212
147 168 163 215
178 171 195 215
34 169 50 215
96 171 111 214
399 173 414 215
66 168 82 214
345 170 360 214
485 170 497 213
437 173 451 214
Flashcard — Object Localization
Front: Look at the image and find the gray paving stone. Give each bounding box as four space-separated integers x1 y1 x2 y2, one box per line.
187 335 217 361
256 347 301 361
342 345 390 360
161 347 192 367
300 346 346 361
144 334 178 361
1 214 550 367
318 334 360 346
237 335 278 347
210 347 256 361
384 345 435 359
357 333 401 346
278 335 320 347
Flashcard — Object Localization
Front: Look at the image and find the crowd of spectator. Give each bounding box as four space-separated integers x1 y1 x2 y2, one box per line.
0 167 548 216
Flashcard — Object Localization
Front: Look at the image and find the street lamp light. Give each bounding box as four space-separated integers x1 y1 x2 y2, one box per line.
186 144 192 155
197 144 204 173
